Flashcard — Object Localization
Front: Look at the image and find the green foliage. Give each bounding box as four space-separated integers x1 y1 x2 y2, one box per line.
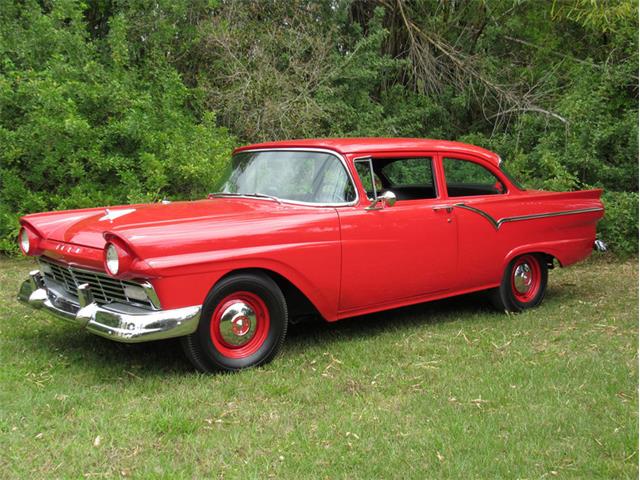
0 1 234 253
0 0 637 255
551 0 637 33
599 191 639 257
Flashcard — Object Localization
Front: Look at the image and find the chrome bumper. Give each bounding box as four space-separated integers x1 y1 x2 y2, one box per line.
18 270 201 343
594 239 608 252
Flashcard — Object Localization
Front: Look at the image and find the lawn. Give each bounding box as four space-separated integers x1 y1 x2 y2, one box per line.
0 256 637 479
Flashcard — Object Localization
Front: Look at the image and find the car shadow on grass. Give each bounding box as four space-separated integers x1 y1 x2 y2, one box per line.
286 284 565 351
286 290 499 345
22 324 193 377
20 287 562 376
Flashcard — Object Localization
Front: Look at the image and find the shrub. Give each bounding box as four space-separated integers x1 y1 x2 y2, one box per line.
599 191 639 257
0 1 636 257
0 1 234 253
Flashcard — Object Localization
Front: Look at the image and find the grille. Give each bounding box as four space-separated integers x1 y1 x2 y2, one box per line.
39 257 154 309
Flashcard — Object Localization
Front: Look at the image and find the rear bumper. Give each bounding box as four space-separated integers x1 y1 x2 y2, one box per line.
18 270 201 343
593 239 607 252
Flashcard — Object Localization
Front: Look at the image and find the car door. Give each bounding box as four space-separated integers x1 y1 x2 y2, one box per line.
336 153 458 313
440 154 511 289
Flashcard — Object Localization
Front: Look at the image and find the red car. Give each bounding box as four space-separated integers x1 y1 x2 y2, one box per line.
18 138 605 372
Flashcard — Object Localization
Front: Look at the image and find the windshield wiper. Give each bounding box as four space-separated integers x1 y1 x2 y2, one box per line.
250 192 283 204
208 192 282 204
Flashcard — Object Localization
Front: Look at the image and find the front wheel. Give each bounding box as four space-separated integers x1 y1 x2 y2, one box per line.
181 272 288 372
490 254 548 312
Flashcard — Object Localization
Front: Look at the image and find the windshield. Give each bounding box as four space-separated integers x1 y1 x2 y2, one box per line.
218 150 356 204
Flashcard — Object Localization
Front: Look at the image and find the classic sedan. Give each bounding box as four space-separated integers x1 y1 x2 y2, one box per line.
17 138 605 372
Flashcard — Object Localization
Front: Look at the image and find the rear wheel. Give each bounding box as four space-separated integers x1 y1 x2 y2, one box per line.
181 272 288 372
490 254 548 312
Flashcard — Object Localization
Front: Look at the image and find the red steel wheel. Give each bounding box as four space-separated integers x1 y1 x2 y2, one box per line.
490 253 548 312
209 291 271 359
181 272 288 373
510 254 542 303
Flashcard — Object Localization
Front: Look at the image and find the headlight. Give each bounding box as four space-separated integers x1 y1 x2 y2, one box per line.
19 228 30 254
105 243 119 275
103 239 134 277
18 227 41 255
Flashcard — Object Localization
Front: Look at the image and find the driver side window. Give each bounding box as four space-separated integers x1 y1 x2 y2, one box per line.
355 157 438 201
379 158 436 200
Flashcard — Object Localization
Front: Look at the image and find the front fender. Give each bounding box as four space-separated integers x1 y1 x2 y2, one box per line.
151 257 339 321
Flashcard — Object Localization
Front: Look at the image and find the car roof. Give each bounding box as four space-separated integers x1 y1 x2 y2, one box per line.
234 138 502 167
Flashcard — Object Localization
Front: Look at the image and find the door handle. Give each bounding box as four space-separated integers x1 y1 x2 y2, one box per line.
432 205 454 214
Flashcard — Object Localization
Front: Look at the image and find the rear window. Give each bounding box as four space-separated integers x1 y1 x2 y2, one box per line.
443 157 505 197
500 165 524 190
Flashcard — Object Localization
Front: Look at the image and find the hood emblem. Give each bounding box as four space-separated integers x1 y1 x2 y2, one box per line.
99 208 136 222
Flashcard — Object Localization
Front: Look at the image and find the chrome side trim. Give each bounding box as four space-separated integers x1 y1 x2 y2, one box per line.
454 204 500 228
18 271 200 343
453 204 604 230
230 147 359 207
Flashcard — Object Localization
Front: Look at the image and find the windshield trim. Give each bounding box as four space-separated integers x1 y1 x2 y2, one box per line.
230 148 359 207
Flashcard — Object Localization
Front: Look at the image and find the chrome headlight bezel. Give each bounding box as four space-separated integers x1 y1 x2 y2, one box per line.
19 228 30 254
18 226 41 256
105 243 119 275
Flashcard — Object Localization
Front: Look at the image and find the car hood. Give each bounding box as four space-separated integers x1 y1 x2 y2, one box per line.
23 198 300 250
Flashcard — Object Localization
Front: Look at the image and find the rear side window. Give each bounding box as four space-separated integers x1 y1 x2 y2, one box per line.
443 158 506 197
500 165 524 190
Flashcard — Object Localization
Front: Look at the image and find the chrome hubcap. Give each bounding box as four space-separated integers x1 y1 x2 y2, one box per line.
219 302 257 346
513 263 533 293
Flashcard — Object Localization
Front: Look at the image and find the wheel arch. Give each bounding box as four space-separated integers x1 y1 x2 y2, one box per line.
217 267 325 322
504 245 562 271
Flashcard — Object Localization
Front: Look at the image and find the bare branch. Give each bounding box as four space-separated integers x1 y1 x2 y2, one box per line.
488 107 569 125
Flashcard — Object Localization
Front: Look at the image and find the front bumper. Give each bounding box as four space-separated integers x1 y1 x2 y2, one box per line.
18 270 201 343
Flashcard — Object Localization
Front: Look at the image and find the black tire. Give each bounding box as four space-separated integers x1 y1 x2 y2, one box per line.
490 253 548 313
181 272 288 372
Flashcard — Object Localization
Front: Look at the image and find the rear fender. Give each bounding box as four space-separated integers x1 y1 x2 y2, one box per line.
504 238 594 269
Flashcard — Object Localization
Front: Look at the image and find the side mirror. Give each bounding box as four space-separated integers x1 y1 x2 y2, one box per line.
366 191 397 210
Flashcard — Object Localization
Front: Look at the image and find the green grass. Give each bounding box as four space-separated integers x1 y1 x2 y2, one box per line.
0 256 637 479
